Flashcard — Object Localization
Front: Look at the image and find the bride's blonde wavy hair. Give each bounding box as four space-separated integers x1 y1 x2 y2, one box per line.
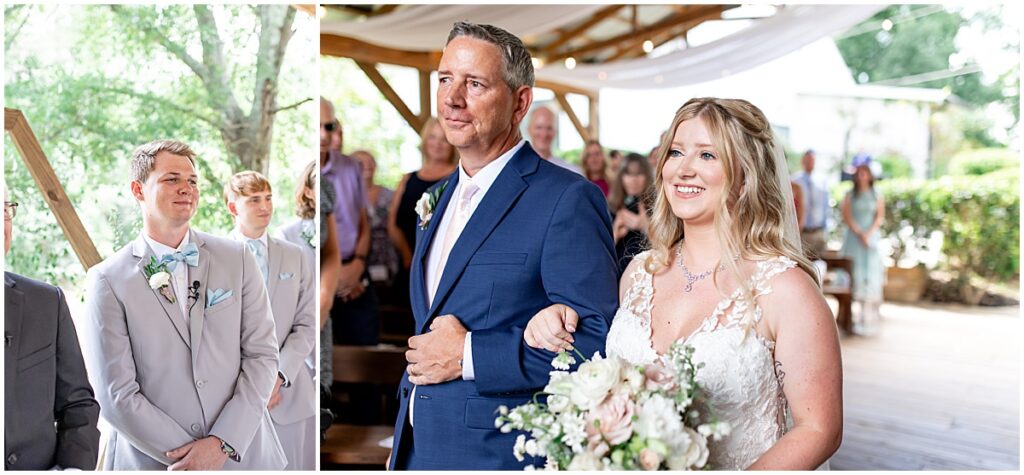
644 98 819 310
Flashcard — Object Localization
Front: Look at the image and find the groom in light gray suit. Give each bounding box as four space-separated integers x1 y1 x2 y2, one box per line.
81 140 286 470
224 171 317 470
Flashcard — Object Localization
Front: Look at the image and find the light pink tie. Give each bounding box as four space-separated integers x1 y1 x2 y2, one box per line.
428 181 479 305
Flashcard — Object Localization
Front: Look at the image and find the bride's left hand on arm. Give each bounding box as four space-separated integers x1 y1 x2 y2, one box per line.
524 304 578 352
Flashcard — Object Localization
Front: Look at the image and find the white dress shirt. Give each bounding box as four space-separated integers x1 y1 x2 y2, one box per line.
142 230 193 321
411 139 524 426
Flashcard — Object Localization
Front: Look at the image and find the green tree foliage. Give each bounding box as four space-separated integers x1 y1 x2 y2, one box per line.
4 5 316 296
836 5 1018 146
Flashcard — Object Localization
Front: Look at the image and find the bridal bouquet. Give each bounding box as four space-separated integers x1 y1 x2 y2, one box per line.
496 343 729 471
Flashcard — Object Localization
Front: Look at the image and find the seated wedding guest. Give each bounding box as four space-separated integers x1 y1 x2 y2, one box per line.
352 150 400 299
4 186 100 471
583 139 611 197
527 106 581 174
224 171 316 470
609 153 654 276
321 98 378 346
81 140 285 470
389 117 458 269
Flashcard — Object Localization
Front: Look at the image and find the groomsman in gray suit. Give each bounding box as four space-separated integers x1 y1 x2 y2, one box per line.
4 187 100 470
80 140 286 470
223 171 317 470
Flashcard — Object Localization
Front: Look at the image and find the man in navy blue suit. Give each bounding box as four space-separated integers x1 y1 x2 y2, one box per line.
388 21 619 470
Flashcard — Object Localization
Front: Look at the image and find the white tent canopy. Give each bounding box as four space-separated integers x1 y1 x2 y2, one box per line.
322 4 884 91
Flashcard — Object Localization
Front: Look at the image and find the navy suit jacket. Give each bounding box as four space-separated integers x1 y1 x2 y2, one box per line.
389 143 618 470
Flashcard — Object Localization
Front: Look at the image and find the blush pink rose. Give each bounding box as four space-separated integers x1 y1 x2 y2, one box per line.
644 363 677 392
585 392 635 455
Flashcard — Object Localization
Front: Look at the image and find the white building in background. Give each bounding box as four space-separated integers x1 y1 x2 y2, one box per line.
593 37 947 186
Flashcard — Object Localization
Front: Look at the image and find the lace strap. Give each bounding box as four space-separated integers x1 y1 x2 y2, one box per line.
622 251 655 328
711 256 798 330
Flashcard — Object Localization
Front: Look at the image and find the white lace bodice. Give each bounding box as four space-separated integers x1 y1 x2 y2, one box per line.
606 251 796 470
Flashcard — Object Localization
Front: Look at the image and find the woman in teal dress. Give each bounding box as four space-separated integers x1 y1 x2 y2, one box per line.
841 164 885 335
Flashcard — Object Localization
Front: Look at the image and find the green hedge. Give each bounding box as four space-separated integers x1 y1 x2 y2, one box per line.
948 148 1019 176
875 168 1019 281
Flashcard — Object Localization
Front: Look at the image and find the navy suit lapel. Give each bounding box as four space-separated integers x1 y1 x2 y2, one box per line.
410 173 458 323
423 146 537 331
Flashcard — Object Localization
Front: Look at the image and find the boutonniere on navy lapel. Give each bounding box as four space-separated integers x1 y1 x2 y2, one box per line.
415 180 449 230
143 256 175 304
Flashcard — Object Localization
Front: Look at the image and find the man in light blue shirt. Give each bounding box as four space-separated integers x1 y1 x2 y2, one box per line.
793 149 830 258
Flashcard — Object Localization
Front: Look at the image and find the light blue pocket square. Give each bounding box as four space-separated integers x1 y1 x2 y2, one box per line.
206 288 233 308
279 272 294 280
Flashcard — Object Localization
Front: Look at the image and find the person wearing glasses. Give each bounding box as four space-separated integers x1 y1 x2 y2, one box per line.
4 188 101 470
319 97 378 348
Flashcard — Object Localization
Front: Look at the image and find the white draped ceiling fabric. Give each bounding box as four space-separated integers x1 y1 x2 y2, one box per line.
323 4 884 91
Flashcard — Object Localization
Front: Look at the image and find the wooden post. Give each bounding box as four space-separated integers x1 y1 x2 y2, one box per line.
589 94 600 142
554 92 590 143
4 108 103 270
355 61 425 133
418 70 431 126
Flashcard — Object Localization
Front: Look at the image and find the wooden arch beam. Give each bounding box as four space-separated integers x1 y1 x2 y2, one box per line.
547 4 726 63
4 108 102 270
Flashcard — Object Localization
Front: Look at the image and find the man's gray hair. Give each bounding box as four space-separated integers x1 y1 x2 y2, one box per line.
446 21 535 91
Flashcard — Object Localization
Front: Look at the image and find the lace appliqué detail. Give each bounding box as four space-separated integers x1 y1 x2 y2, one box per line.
606 253 799 470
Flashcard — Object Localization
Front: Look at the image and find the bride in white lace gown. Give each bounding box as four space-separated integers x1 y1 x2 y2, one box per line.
523 98 842 470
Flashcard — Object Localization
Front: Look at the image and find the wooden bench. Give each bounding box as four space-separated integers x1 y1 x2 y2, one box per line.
820 252 854 334
321 424 393 468
322 345 407 469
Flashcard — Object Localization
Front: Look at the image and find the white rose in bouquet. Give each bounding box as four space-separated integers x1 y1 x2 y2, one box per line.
666 427 709 470
635 394 683 442
567 452 604 471
570 353 622 411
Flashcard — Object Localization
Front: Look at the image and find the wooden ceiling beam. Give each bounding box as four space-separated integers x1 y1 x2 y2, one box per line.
375 5 399 16
607 17 702 62
541 5 625 56
547 4 726 63
321 34 441 71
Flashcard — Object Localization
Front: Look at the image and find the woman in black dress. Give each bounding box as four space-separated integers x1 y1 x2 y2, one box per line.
387 117 457 304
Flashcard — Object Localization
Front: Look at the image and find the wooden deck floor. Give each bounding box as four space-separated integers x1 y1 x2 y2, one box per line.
828 301 1020 470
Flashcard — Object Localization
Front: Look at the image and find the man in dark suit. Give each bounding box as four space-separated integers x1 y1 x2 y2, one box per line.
4 188 100 470
388 22 618 470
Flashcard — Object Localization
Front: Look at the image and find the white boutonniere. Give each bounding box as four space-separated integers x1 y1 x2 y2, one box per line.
143 256 175 304
416 180 449 230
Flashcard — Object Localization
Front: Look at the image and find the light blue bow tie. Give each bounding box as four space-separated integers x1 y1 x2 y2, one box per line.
160 243 199 271
245 239 264 257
